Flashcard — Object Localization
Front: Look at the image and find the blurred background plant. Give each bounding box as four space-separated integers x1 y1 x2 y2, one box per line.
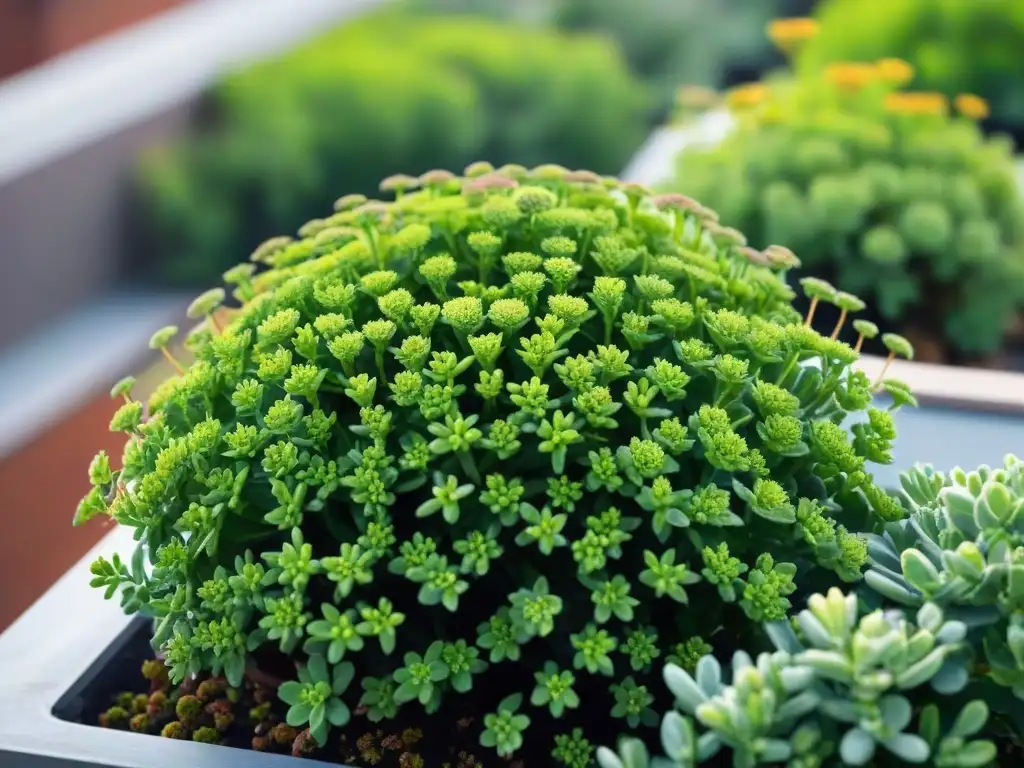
800 0 1024 146
669 40 1024 366
408 0 820 123
136 7 650 287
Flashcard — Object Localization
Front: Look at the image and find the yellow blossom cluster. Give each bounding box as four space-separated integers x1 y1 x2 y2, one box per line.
767 17 819 52
883 91 949 117
725 83 769 111
954 93 990 120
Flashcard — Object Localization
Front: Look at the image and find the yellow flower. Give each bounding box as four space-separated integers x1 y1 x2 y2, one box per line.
726 83 768 111
883 91 949 116
954 93 990 120
767 17 820 52
824 62 878 91
875 58 914 86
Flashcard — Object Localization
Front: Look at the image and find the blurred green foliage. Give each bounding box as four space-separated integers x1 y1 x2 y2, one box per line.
801 0 1024 141
405 0 810 118
671 68 1024 358
138 10 648 286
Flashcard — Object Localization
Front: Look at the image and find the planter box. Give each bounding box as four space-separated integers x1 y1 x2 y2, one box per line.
0 526 344 768
2 396 1024 766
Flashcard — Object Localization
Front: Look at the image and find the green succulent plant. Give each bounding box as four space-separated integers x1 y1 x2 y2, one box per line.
671 51 1024 360
866 453 1024 705
599 587 996 768
80 164 909 758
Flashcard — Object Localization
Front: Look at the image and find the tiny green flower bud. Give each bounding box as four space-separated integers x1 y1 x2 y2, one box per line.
149 325 178 350
799 277 837 302
442 296 484 335
249 235 292 262
110 376 136 401
488 298 530 331
360 270 399 298
186 288 226 320
882 333 914 360
362 319 397 349
379 173 419 193
541 236 578 259
513 185 558 214
333 193 367 212
464 160 495 177
378 288 414 323
853 319 879 340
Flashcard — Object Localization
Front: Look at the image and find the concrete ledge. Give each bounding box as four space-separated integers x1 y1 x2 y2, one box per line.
858 355 1024 415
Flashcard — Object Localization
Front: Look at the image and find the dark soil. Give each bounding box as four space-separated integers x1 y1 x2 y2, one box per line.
93 656 505 768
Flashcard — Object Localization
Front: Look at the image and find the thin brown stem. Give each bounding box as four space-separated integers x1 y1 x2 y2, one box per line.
804 297 819 328
872 352 895 390
209 313 223 334
830 309 847 340
854 334 864 353
160 347 185 375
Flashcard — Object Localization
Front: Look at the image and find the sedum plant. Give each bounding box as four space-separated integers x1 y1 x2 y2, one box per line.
598 586 997 768
671 24 1024 362
867 454 1024 710
78 163 910 760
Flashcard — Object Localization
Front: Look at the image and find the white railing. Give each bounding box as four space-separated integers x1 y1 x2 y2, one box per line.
0 0 390 186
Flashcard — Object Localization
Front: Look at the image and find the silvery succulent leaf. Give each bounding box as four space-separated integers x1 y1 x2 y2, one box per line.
901 549 943 596
765 619 803 654
916 602 944 633
839 727 877 766
941 487 980 538
597 738 650 768
730 650 753 681
949 700 990 739
795 611 834 649
664 663 708 713
895 647 949 689
659 711 696 766
796 649 853 683
864 569 922 606
929 659 969 694
758 738 792 762
878 694 913 733
882 732 930 763
774 688 820 722
695 654 722 697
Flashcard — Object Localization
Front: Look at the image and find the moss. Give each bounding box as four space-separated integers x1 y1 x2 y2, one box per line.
141 659 169 689
146 690 168 716
174 694 202 726
160 721 187 740
192 726 220 744
99 706 129 729
291 728 318 757
195 677 225 702
270 723 298 746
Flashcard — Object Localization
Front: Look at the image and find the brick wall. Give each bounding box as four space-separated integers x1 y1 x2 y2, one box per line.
0 0 194 80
